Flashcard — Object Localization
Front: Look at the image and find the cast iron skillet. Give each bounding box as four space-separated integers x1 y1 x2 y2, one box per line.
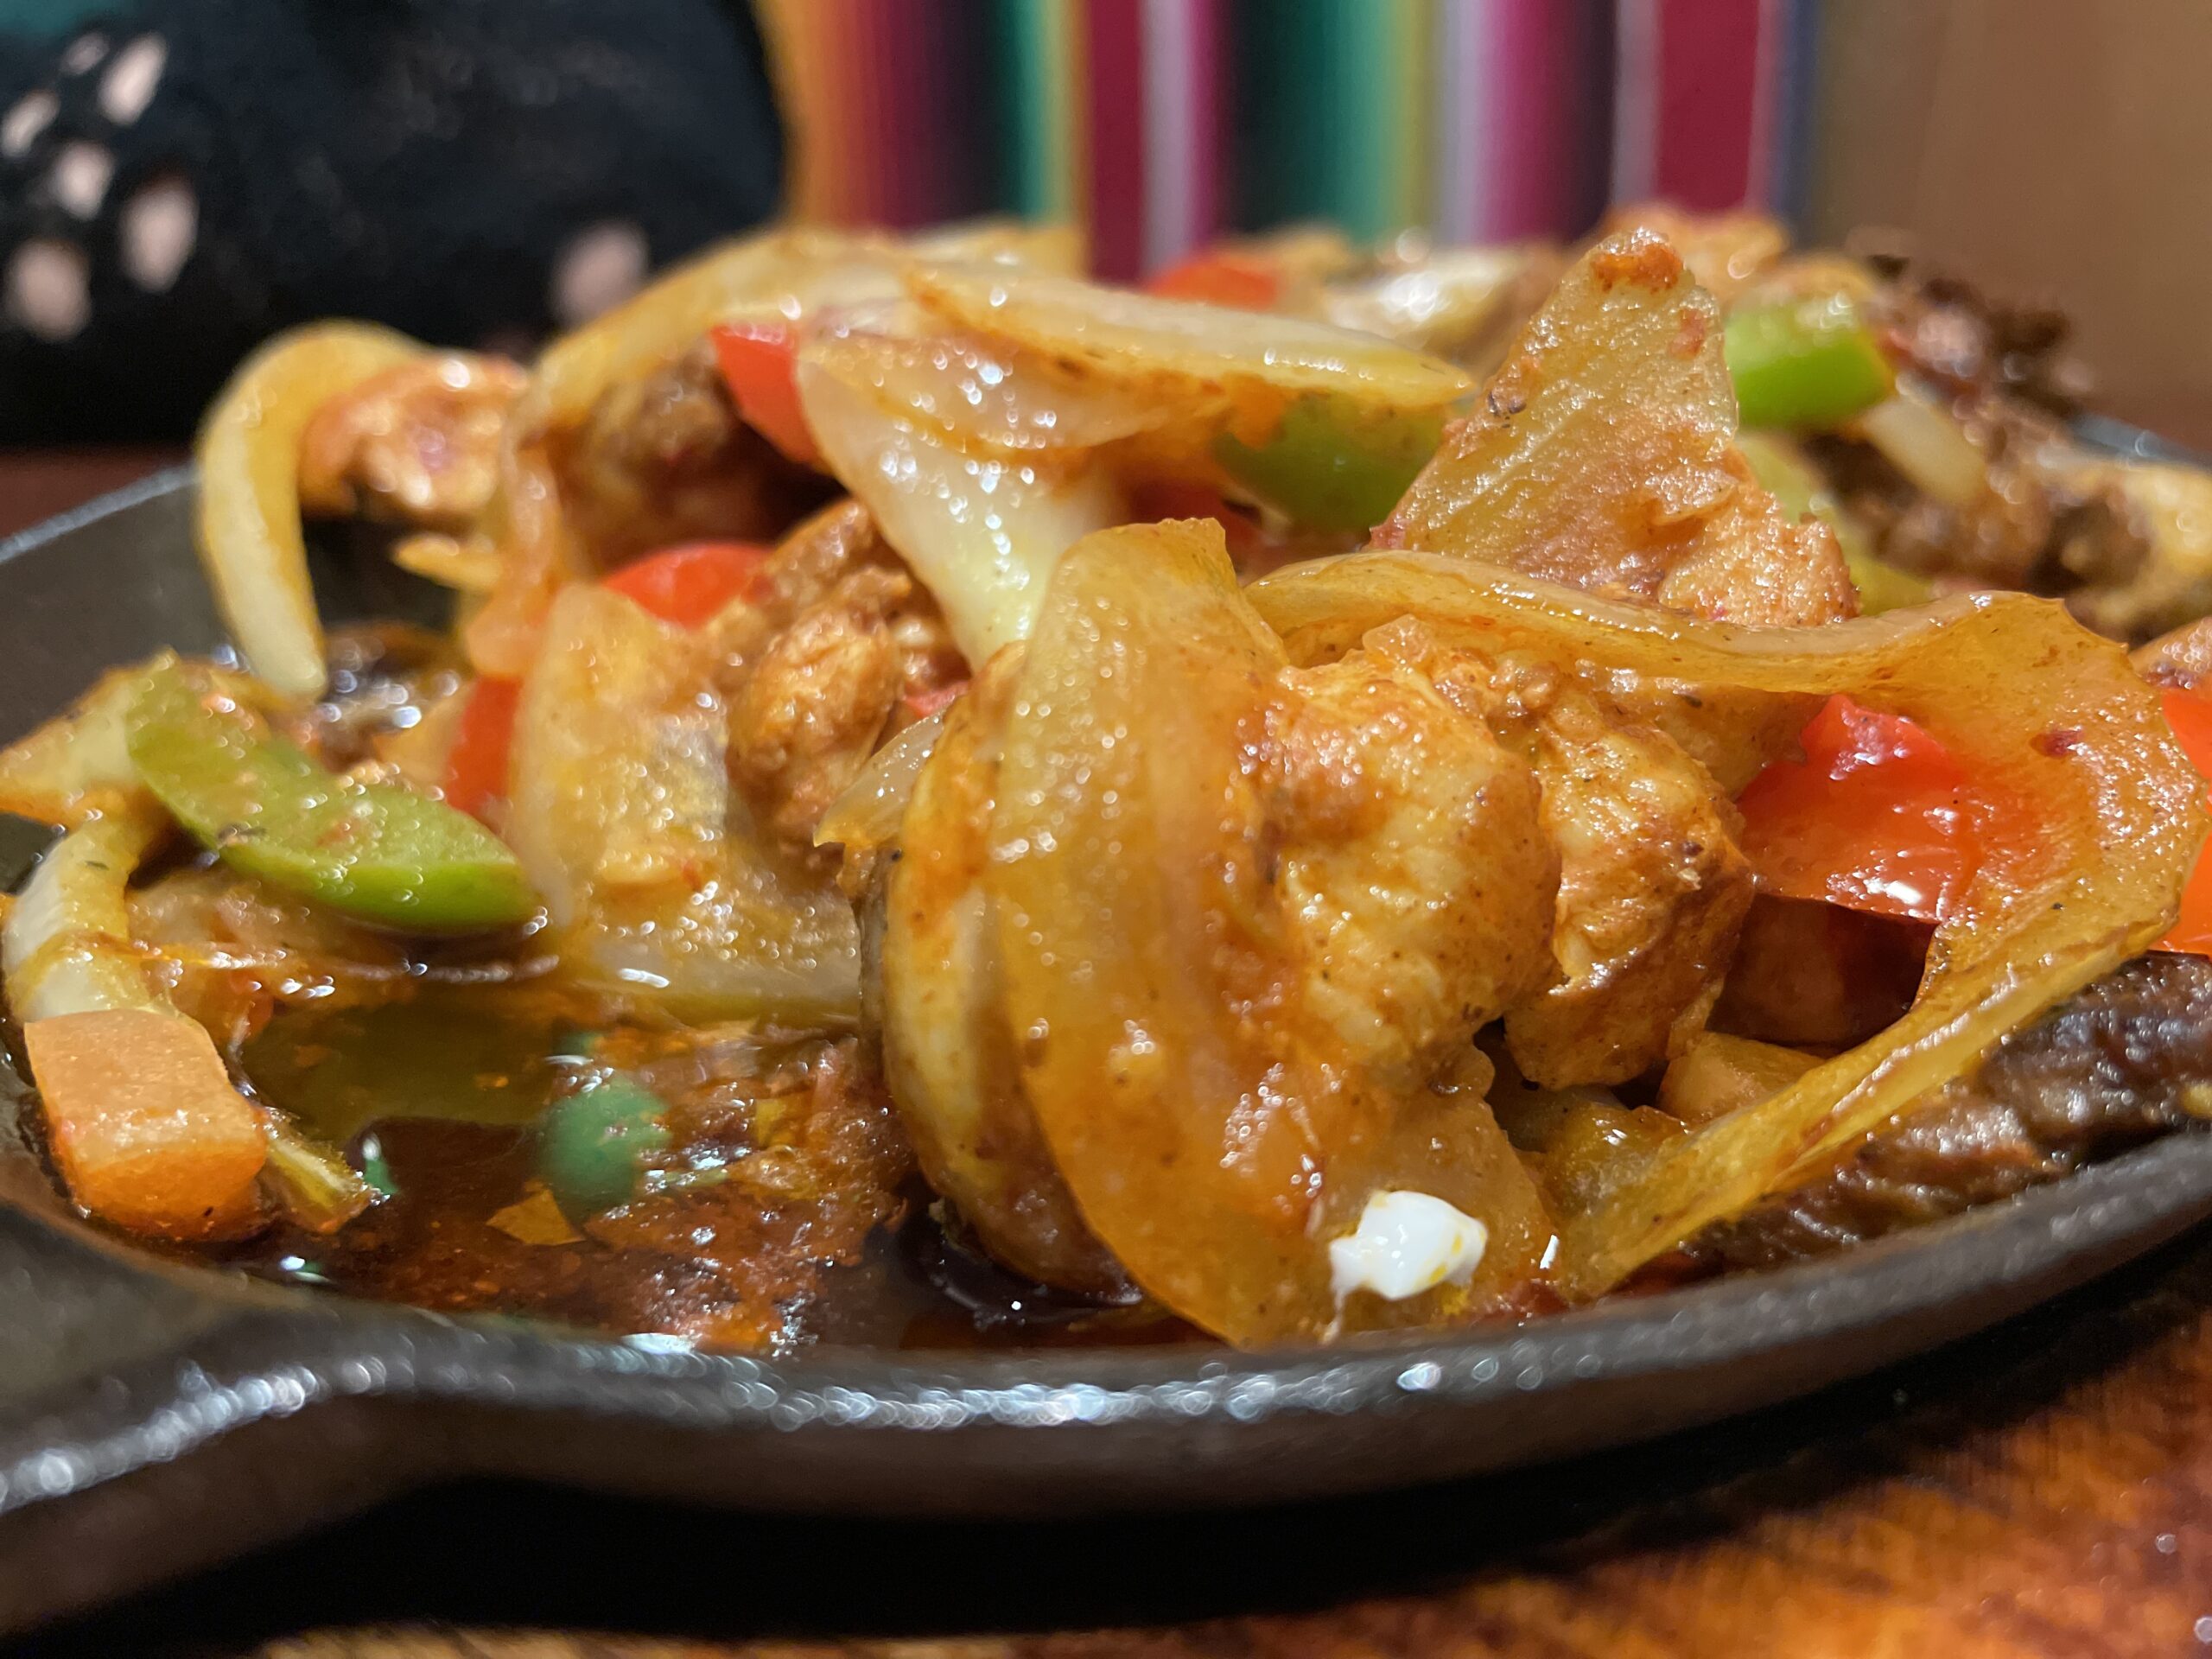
3 465 2211 1630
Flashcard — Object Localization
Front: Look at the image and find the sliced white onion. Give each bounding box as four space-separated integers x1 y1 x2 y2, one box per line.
908 262 1472 415
194 322 424 698
1853 384 1988 510
796 353 1124 664
806 314 1162 458
814 708 948 856
1319 246 1537 355
3 806 167 1024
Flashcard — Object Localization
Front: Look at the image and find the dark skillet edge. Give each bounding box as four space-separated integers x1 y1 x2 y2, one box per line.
0 465 194 563
0 448 2208 1613
6 1120 2210 1508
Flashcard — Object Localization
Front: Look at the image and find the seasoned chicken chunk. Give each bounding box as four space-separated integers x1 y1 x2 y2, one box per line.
728 574 908 850
555 339 829 565
1395 623 1754 1088
1262 643 1559 1087
880 594 1563 1300
297 353 527 530
713 501 967 855
1494 668 1751 1088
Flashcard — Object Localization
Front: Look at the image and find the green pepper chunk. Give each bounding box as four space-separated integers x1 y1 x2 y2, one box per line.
1840 549 1934 615
1725 296 1895 431
536 1077 672 1218
1738 431 1931 615
125 662 537 930
356 1132 399 1198
1212 395 1444 533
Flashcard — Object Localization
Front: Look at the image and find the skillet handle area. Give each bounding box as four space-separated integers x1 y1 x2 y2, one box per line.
0 1204 436 1634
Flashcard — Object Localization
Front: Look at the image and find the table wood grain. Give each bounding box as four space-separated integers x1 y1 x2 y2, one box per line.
11 1224 2186 1658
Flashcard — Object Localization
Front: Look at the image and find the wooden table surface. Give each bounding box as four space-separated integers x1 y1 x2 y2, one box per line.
16 1224 2205 1658
10 448 2212 1657
0 448 184 540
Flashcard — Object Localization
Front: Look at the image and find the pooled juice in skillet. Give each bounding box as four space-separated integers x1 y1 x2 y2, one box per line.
224 985 1191 1351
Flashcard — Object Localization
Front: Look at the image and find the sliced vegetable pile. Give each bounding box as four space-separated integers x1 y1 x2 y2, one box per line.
3 211 2209 1353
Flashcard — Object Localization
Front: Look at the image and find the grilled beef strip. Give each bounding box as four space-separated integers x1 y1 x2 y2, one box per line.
1691 953 2212 1271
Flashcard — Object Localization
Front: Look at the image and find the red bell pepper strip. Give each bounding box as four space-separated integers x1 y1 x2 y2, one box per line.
2156 688 2212 956
1145 251 1282 311
1740 689 2212 952
1735 695 1986 925
901 680 969 722
601 541 771 629
709 321 820 466
448 543 768 820
442 676 520 822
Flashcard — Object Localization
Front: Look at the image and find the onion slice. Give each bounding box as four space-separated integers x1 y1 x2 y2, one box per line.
988 523 1554 1342
1249 550 2206 1296
795 357 1124 664
814 708 947 860
3 804 168 1024
909 263 1472 419
195 322 425 698
510 584 861 1023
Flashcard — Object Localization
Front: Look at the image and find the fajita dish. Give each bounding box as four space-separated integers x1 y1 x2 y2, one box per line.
7 210 2212 1352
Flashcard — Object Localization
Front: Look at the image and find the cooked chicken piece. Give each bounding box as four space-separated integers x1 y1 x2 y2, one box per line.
297 353 527 530
1502 670 1751 1088
1403 624 1753 1088
728 573 908 850
880 616 1563 1296
713 502 967 855
554 338 829 565
1261 639 1560 1089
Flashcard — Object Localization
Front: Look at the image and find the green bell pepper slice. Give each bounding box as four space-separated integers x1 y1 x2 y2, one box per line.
125 662 538 929
1213 395 1445 533
1725 296 1895 432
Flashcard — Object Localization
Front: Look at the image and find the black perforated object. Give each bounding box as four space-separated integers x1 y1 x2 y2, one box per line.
0 1 784 440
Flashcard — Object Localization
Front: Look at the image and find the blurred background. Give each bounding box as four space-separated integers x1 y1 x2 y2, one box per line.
2 0 2208 521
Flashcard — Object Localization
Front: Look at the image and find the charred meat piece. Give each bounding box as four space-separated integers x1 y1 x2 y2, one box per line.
1869 266 2091 419
1693 953 2212 1270
554 338 830 565
1808 265 2212 643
